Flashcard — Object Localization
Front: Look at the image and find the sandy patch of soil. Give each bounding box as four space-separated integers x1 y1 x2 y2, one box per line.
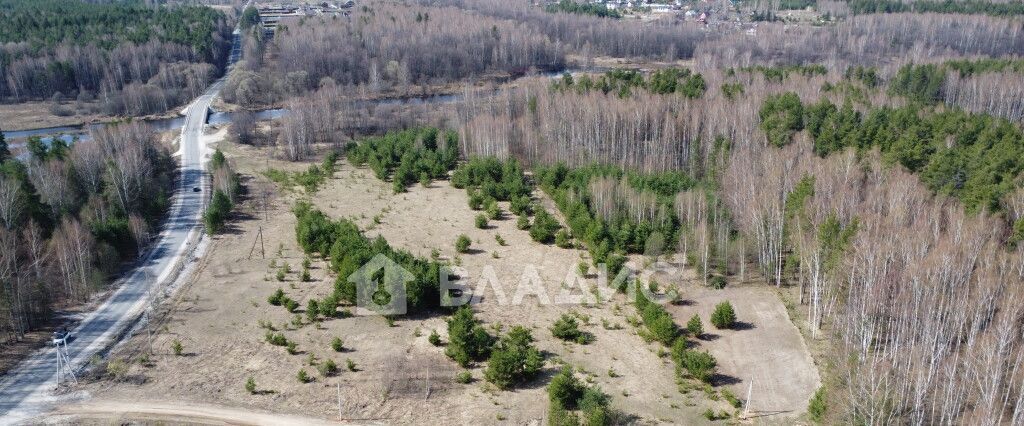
664 284 821 421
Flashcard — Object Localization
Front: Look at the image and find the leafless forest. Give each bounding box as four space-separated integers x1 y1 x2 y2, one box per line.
695 13 1024 69
1 123 174 346
420 0 707 60
222 2 565 108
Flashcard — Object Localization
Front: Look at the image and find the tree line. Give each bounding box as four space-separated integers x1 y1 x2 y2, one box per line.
0 122 176 346
847 0 1024 15
694 13 1024 70
889 59 1024 124
0 0 232 115
222 2 565 108
424 0 704 60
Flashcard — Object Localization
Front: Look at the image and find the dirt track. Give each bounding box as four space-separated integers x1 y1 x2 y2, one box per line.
44 400 355 425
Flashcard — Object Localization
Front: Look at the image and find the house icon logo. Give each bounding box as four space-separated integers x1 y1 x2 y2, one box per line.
349 253 415 316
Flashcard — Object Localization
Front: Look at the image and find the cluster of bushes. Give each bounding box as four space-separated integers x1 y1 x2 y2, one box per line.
634 284 679 345
535 164 690 273
484 326 544 390
346 128 459 193
630 282 736 386
731 64 828 82
671 339 717 384
552 68 706 99
453 157 532 204
203 150 241 234
762 92 1024 213
289 150 340 193
445 306 494 366
547 368 614 425
293 202 443 313
528 208 562 244
550 313 593 344
445 307 543 390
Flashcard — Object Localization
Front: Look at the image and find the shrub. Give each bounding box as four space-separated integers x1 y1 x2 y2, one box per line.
530 209 560 244
306 299 319 321
687 314 704 338
722 389 742 408
319 295 338 317
547 367 613 424
708 275 726 289
548 368 584 408
808 387 827 423
475 214 488 229
579 386 612 425
267 288 285 305
702 408 716 420
578 261 589 277
635 287 678 345
318 359 338 376
275 268 286 282
171 339 183 356
286 341 298 354
485 326 544 389
516 215 530 230
710 301 737 329
455 234 472 253
550 314 592 344
284 298 299 313
300 268 311 282
455 371 473 384
428 330 442 346
485 200 501 220
297 369 311 383
331 337 344 352
245 376 256 394
266 332 288 346
675 349 717 383
468 190 484 210
446 306 493 366
510 195 532 216
203 190 234 234
495 234 507 246
555 229 573 248
345 358 357 371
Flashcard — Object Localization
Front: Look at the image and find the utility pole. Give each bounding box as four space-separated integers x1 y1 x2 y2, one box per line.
54 334 77 388
248 226 265 259
743 378 754 418
424 367 430 400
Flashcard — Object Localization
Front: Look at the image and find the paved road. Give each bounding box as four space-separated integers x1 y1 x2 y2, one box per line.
0 32 240 426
